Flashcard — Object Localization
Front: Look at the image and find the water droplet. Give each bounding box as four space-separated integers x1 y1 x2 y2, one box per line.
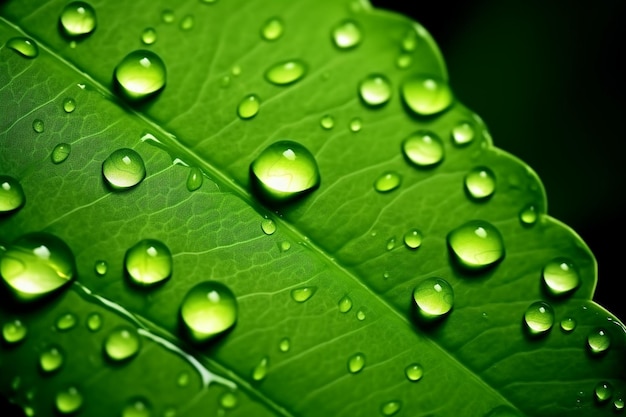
59 2 96 38
186 167 203 191
403 229 422 249
261 218 276 235
122 398 151 417
279 241 291 252
349 117 362 132
523 301 554 336
464 167 496 200
261 17 283 41
56 313 77 331
0 232 76 302
447 220 505 271
163 407 176 417
402 130 444 168
102 148 146 190
250 140 320 203
231 65 242 76
396 53 412 69
347 352 365 373
320 115 334 130
104 326 141 362
265 60 306 85
39 345 64 373
114 50 166 101
595 381 613 403
359 74 392 107
278 337 290 352
587 328 610 355
252 356 268 381
177 371 190 387
401 29 418 51
141 28 157 45
413 277 454 321
380 400 401 416
237 94 260 119
94 260 108 276
180 281 238 343
338 295 353 313
6 37 39 58
356 310 366 321
452 122 475 146
51 143 72 164
86 312 102 332
2 319 27 344
401 75 453 116
614 398 625 412
332 19 362 49
55 386 82 414
404 363 423 381
61 98 76 114
542 257 580 297
290 287 315 303
161 9 174 23
386 237 396 251
374 171 401 193
560 317 576 333
180 15 194 31
32 118 44 133
220 391 238 409
124 239 173 287
0 176 25 213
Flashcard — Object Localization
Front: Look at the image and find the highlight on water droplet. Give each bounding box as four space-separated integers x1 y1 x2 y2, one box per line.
405 363 423 382
560 317 576 333
401 75 452 116
595 381 613 403
55 386 83 414
121 398 151 417
32 118 45 133
403 229 423 250
402 130 445 168
102 148 146 190
332 19 361 49
265 60 306 85
94 260 108 276
374 171 401 193
464 167 496 200
51 143 72 164
519 204 538 226
180 281 238 343
451 121 475 146
380 400 401 416
261 17 283 41
349 117 362 132
104 326 141 362
252 356 268 381
186 166 203 191
2 319 27 344
39 345 64 373
141 27 157 45
447 220 505 271
261 217 277 235
541 257 580 297
523 301 554 336
587 328 610 355
290 287 316 303
338 295 353 313
0 175 26 213
114 50 166 101
6 37 39 58
0 232 76 302
56 312 77 331
413 277 454 321
59 2 96 38
359 74 392 107
250 140 320 204
86 312 102 332
278 337 290 353
320 114 334 130
220 391 238 409
124 238 173 287
62 98 76 113
237 94 261 119
347 352 365 374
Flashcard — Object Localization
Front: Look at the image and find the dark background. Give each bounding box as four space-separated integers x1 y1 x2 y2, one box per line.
373 0 626 322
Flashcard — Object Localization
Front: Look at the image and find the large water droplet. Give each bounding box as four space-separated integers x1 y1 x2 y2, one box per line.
0 232 76 302
104 326 141 362
523 301 554 336
186 167 203 191
595 381 613 403
290 287 315 303
402 130 444 168
180 281 238 343
0 176 25 213
359 74 392 107
51 143 72 164
2 319 27 344
404 363 423 382
401 75 452 116
465 167 496 200
332 20 361 49
237 94 261 119
141 28 157 45
56 312 77 331
542 257 580 297
338 295 353 313
114 50 166 101
347 352 365 373
265 60 306 85
261 17 283 41
413 277 454 321
59 2 96 38
102 148 146 190
447 220 505 271
250 140 320 203
6 37 39 58
252 356 268 381
122 398 151 417
380 400 401 416
403 229 423 250
374 171 401 193
587 328 610 355
55 386 82 414
39 345 64 373
124 239 173 287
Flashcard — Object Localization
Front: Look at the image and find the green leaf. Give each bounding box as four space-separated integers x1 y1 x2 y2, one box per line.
1 1 624 416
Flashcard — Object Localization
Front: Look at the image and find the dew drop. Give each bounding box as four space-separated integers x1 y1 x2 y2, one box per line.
614 398 625 412
6 37 39 58
279 241 291 252
237 94 260 119
401 75 453 116
141 28 157 45
405 363 423 382
290 287 315 303
252 356 268 381
56 313 77 331
542 257 580 297
180 281 238 343
396 53 412 69
0 232 76 302
359 74 392 107
104 326 141 362
39 345 64 373
320 115 334 130
250 140 320 203
94 260 108 276
0 175 26 213
447 220 505 271
332 19 361 49
2 319 27 344
386 237 396 251
403 229 423 249
265 60 306 85
186 167 203 191
595 381 613 403
380 400 401 416
121 398 151 417
59 2 96 38
32 118 45 133
86 312 102 332
402 130 445 168
347 352 365 373
220 391 238 409
349 117 362 132
374 171 401 193
523 301 554 336
356 310 366 321
519 204 538 226
62 98 76 113
177 371 190 387
560 317 576 333
465 167 496 200
587 328 610 355
452 122 475 146
278 337 290 353
124 239 173 287
180 15 194 31
261 17 283 41
413 277 454 321
55 386 82 414
338 295 353 313
261 218 276 235
51 143 72 164
114 50 166 101
102 148 146 190
161 9 174 23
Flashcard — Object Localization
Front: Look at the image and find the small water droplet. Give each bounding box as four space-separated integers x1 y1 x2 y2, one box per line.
114 50 166 101
94 260 108 276
349 117 362 132
186 167 203 191
0 232 76 302
177 371 190 387
265 60 306 85
587 328 610 355
141 28 157 45
6 37 39 58
62 98 76 113
401 75 453 116
104 326 141 362
356 310 366 321
161 9 174 23
124 239 173 287
413 277 454 321
278 337 290 352
252 356 268 381
163 407 177 417
180 281 238 343
386 237 396 251
452 122 475 146
55 386 82 414
359 74 392 107
261 218 277 235
59 2 96 38
523 301 554 336
347 352 365 374
332 19 361 49
447 220 505 271
338 295 353 313
560 317 576 333
396 53 412 69
464 167 496 200
51 143 72 164
39 345 64 373
86 312 102 332
614 398 625 412
279 241 291 252
122 398 151 417
380 400 401 416
261 17 283 41
102 148 146 190
374 171 401 193
2 319 27 344
595 381 613 403
405 363 423 381
401 29 418 52
56 313 77 331
0 175 26 213
231 65 242 76
237 94 261 119
32 118 44 133
402 130 445 168
219 391 238 409
403 229 423 249
290 287 315 303
519 204 539 227
542 257 580 297
250 140 320 203
180 15 194 31
320 115 334 130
